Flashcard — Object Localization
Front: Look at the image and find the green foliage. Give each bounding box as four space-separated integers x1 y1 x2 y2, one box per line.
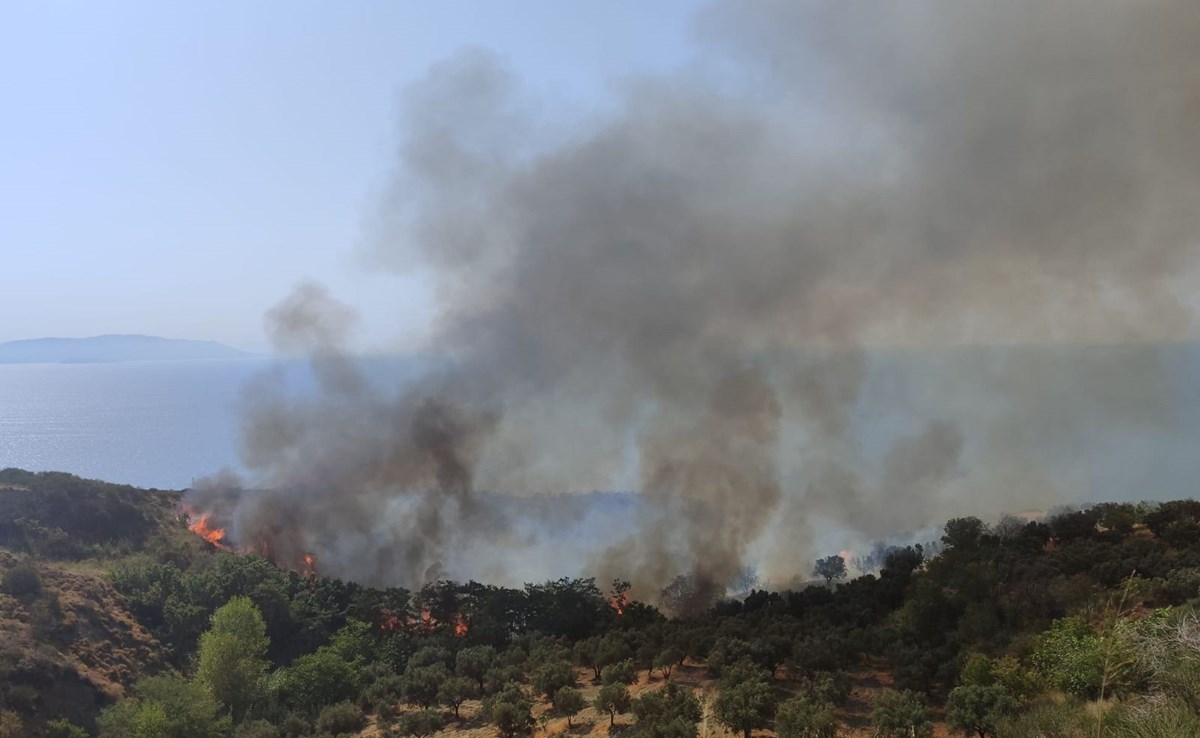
532 659 576 698
46 718 89 738
942 517 988 550
1031 617 1106 698
438 675 475 717
552 686 586 727
601 658 636 686
1107 700 1200 738
409 645 452 669
279 647 361 714
796 671 851 707
575 633 632 680
594 683 632 727
402 664 450 708
98 674 230 738
394 708 445 738
484 683 534 738
774 696 837 738
456 645 496 691
196 596 270 721
1 561 42 596
990 700 1089 738
233 719 279 738
713 663 776 738
329 618 377 664
812 556 847 586
632 682 702 738
870 690 931 738
945 684 1016 737
654 647 684 678
315 701 366 736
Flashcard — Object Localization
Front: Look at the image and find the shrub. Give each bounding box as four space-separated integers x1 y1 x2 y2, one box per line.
1 563 42 596
46 718 88 738
1031 617 1105 698
870 690 932 738
315 701 366 736
234 720 280 738
775 696 837 738
394 708 445 738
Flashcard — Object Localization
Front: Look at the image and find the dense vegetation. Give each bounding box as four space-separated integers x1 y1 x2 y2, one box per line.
3 468 1200 737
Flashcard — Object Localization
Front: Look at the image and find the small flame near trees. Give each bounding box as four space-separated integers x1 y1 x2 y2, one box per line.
609 579 631 616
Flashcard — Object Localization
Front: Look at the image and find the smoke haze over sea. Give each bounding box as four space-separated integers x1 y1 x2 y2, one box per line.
172 0 1200 598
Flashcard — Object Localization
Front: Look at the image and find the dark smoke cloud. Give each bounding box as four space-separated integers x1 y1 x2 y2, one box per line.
189 1 1200 595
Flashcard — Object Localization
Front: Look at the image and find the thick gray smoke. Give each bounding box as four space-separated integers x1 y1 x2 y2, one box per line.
189 0 1200 595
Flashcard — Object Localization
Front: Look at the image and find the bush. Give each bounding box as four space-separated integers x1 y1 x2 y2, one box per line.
1031 617 1105 698
234 720 280 738
394 708 444 738
315 701 366 736
775 696 837 738
46 718 88 738
945 685 1016 738
1 563 42 596
870 690 932 738
0 711 23 738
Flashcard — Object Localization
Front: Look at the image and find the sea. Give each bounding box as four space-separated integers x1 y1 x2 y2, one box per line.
0 358 276 489
3 344 1200 508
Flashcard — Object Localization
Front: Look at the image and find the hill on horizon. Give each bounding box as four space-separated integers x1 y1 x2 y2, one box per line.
0 334 254 364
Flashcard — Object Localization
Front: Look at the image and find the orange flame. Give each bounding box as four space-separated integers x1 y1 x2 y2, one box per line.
301 553 317 578
453 613 469 637
610 593 628 616
187 513 228 548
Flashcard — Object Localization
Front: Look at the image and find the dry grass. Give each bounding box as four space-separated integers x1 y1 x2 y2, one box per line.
358 661 954 738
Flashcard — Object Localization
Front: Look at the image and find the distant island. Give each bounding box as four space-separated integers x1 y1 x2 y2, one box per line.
0 334 255 364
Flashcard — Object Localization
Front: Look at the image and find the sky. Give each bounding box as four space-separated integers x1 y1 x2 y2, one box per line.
0 1 703 352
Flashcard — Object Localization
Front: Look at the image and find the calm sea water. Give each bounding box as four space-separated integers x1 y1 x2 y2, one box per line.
0 359 272 489
3 346 1200 506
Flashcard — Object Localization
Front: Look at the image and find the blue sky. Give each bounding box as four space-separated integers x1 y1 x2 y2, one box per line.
1 1 703 351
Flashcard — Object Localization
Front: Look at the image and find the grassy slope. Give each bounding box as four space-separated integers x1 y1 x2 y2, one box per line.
0 469 194 733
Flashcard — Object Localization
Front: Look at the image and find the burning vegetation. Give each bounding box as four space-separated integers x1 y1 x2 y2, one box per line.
184 509 228 549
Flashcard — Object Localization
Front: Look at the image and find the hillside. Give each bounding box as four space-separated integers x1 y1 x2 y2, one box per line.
0 335 253 364
2 470 1200 737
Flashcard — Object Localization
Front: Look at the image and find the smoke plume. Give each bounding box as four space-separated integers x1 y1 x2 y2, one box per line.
189 1 1200 595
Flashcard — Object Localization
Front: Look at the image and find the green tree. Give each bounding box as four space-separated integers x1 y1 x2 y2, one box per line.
812 556 847 586
98 675 230 738
395 709 445 738
233 720 279 738
1030 617 1105 698
532 659 576 699
439 675 475 718
945 685 1016 738
632 681 702 738
552 686 586 728
655 647 684 679
196 596 270 721
484 683 534 738
594 683 632 727
315 701 366 735
775 696 837 738
279 647 360 713
870 690 931 738
402 664 450 708
713 664 776 738
456 645 496 692
602 659 637 686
